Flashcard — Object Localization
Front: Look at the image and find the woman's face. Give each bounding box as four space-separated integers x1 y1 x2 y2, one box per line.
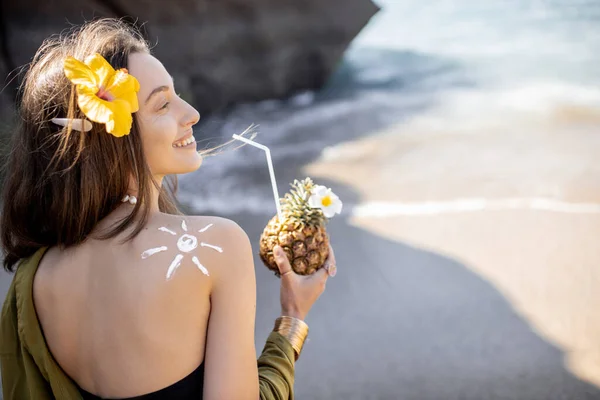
128 52 201 179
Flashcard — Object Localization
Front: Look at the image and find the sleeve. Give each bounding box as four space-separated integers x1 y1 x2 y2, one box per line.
257 331 296 400
1 279 53 400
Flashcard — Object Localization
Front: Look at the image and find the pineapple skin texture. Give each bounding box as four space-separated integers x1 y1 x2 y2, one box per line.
259 215 330 276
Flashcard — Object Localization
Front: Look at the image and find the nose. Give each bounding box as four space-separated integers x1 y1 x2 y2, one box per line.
182 101 200 128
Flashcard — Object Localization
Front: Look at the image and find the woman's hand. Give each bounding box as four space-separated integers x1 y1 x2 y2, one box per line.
272 244 336 321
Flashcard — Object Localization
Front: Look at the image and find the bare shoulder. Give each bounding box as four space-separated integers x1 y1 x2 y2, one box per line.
144 214 254 281
145 214 245 241
151 214 249 249
187 215 249 244
186 215 255 285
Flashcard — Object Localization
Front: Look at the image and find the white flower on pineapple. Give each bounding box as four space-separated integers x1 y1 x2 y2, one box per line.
141 220 223 280
308 185 343 218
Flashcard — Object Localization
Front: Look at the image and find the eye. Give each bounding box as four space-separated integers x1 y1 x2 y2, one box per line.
159 102 169 110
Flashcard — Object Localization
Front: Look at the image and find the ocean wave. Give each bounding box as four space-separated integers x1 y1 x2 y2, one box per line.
178 0 600 216
405 80 600 130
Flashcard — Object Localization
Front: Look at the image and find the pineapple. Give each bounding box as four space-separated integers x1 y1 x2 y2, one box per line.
259 178 333 276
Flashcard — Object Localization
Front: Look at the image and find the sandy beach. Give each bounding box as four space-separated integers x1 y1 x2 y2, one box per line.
349 210 600 387
281 111 600 398
239 209 600 399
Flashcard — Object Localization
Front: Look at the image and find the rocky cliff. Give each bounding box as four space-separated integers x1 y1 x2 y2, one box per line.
0 0 379 115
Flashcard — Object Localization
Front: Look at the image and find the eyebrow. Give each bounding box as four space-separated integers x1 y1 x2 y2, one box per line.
145 85 170 105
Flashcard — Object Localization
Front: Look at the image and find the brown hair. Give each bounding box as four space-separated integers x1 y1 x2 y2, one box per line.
1 18 181 272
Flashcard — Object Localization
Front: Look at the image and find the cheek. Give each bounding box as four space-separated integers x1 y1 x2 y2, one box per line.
136 114 179 167
138 114 177 146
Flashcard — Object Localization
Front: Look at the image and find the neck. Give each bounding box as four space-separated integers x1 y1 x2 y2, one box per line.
147 182 162 213
126 175 163 214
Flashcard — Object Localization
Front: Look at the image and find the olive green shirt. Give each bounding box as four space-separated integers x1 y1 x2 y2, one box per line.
1 247 296 399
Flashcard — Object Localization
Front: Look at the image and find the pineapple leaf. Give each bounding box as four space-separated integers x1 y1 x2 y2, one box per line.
279 177 325 226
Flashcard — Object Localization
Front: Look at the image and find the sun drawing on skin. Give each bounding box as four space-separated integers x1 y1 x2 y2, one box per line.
141 220 223 280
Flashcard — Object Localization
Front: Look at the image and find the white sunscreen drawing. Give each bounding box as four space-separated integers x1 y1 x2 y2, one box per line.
178 234 198 252
159 227 176 235
198 223 213 233
166 254 184 280
141 246 168 259
192 256 209 276
201 243 223 253
141 219 223 280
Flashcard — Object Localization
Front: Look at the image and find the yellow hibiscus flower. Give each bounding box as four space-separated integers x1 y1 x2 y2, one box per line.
63 53 140 137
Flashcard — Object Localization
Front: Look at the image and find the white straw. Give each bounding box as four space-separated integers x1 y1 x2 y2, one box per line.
232 134 283 221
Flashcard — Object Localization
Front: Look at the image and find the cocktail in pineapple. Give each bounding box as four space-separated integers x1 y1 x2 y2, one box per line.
229 133 341 276
259 178 342 276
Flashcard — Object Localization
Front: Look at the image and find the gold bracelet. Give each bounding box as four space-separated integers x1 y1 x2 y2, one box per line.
273 316 309 360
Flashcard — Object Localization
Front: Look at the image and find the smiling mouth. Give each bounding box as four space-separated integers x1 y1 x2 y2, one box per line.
172 135 196 148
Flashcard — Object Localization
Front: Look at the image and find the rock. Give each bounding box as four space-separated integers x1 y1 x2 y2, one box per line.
1 0 379 114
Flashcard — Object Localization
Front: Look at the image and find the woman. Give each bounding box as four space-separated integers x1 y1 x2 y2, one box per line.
0 18 335 399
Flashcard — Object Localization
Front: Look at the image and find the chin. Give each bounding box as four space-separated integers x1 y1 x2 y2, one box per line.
176 154 203 174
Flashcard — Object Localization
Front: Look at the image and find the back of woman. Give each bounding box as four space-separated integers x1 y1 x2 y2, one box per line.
0 18 334 400
33 214 223 397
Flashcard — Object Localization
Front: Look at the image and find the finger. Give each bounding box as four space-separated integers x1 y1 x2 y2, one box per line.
323 260 337 278
324 246 337 277
273 245 293 276
312 265 329 285
327 263 337 277
326 244 336 266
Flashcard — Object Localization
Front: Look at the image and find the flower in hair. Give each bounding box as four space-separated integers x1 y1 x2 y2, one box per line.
63 53 140 137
